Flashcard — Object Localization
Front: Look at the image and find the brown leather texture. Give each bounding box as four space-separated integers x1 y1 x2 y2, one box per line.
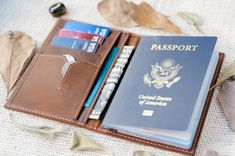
5 18 225 156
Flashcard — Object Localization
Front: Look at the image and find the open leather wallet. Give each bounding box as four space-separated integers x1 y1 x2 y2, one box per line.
5 18 224 155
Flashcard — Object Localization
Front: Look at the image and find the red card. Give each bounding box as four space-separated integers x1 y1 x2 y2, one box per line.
58 29 104 44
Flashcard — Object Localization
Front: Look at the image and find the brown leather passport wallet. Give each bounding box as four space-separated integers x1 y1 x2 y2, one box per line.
5 18 224 155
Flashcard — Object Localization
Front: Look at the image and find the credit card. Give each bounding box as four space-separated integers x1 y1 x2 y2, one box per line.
63 21 110 38
51 37 99 53
58 29 104 44
84 47 119 108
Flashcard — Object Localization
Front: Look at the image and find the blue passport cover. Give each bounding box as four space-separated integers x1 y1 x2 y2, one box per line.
103 36 217 133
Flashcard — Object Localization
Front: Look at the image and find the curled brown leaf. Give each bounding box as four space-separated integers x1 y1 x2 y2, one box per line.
70 131 115 155
210 61 235 90
0 31 35 93
132 150 155 156
70 131 105 151
218 80 235 131
177 11 203 33
131 2 181 33
10 114 63 137
97 0 182 33
203 150 219 156
98 0 138 27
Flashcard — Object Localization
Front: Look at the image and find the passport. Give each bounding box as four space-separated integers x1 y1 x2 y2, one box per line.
102 36 218 149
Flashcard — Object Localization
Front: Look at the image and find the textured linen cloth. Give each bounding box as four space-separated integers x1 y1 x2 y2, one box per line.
0 0 235 155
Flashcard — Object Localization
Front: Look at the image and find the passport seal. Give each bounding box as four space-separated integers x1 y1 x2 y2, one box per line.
144 59 183 89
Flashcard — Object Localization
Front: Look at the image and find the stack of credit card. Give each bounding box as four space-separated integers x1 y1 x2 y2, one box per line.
50 21 111 53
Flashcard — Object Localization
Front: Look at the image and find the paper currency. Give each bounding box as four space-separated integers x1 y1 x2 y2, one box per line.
89 46 135 119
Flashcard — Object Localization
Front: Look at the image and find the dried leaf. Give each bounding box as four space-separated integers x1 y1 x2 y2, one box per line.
218 80 235 131
211 61 235 89
202 149 220 156
177 11 202 33
132 150 154 156
0 31 35 93
10 114 63 137
131 2 181 33
97 0 182 33
202 149 228 156
98 0 138 27
70 131 105 152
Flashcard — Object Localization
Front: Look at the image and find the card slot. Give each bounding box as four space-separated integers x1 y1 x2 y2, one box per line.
81 34 141 125
42 30 121 66
77 32 135 124
58 60 101 119
96 30 121 56
44 45 101 65
9 54 100 120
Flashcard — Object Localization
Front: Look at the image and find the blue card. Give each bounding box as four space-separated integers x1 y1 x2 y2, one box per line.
84 47 119 107
63 21 110 38
51 37 99 53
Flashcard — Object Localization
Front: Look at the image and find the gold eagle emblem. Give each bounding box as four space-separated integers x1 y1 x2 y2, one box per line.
144 59 183 89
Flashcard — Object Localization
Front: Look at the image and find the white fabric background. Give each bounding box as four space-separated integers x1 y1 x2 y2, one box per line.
0 0 235 155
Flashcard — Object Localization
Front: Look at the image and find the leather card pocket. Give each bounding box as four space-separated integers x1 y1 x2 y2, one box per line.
43 30 121 66
7 54 100 120
78 32 131 124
